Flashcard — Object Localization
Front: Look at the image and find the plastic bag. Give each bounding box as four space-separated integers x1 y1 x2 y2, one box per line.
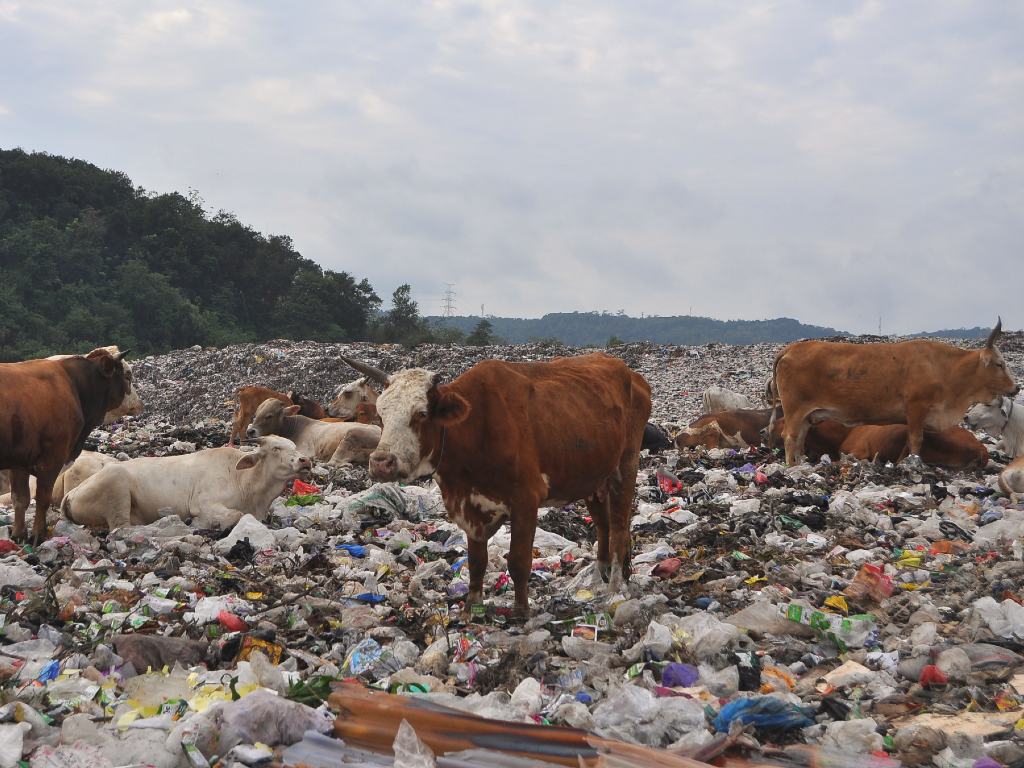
712 696 814 732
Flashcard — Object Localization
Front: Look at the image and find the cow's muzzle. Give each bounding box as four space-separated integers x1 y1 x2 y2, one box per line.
369 450 399 482
246 426 258 438
1012 385 1021 397
296 456 313 480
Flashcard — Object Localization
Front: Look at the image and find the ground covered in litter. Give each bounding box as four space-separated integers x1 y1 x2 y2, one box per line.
1 336 1024 767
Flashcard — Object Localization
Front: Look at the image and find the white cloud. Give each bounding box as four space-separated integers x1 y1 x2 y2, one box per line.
1 0 1022 334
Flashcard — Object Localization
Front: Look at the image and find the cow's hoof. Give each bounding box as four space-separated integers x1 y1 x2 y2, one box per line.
10 530 25 545
597 560 611 582
511 604 530 621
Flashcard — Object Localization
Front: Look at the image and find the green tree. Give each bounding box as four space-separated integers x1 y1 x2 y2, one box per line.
466 318 496 346
606 335 624 347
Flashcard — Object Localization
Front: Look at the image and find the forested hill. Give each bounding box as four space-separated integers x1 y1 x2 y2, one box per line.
0 149 379 360
429 313 844 346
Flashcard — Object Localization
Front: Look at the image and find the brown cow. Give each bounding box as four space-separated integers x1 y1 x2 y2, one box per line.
341 352 651 617
328 377 380 420
674 409 773 450
228 387 326 445
0 349 130 543
769 417 988 469
769 320 1018 464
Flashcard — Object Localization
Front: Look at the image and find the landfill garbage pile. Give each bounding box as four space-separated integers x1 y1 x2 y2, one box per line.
0 335 1023 767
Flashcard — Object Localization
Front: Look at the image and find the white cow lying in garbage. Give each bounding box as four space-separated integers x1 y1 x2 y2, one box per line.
0 451 116 507
701 385 755 415
248 397 381 465
62 436 311 530
965 396 1024 458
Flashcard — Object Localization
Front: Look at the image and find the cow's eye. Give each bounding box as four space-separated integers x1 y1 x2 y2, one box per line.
417 409 428 419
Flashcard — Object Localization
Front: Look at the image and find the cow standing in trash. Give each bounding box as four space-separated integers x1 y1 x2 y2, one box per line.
768 320 1019 465
341 352 651 617
0 348 131 543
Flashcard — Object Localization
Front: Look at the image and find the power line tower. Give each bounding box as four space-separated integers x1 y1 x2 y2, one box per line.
442 283 457 318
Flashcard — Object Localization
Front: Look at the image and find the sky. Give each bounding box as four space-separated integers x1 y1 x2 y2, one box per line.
0 1 1021 335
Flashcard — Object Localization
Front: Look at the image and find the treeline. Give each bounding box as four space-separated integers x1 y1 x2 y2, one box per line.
429 312 844 346
0 150 510 360
0 150 389 360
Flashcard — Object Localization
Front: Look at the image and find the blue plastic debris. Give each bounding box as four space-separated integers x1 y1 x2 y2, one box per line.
713 696 815 732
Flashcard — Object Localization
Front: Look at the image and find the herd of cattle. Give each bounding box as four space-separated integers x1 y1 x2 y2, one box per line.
0 321 1022 615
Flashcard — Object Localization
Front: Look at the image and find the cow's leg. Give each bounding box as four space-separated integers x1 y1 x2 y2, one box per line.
192 505 245 530
783 412 811 465
586 495 611 582
905 407 927 458
466 533 488 610
30 468 60 545
9 471 31 542
608 458 640 594
508 505 539 618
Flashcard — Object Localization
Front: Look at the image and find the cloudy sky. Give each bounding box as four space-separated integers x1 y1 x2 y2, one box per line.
1 1 1021 334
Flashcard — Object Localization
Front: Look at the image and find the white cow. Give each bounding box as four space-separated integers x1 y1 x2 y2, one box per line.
701 385 755 415
1000 457 1024 498
249 398 381 465
0 451 116 507
965 396 1024 458
327 376 379 419
61 436 311 530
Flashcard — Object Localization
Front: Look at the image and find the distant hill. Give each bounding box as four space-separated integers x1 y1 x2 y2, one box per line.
428 312 845 346
909 327 991 340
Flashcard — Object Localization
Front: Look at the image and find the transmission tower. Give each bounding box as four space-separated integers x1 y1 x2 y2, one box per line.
442 283 457 318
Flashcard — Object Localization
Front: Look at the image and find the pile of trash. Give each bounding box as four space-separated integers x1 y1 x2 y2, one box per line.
0 336 1022 767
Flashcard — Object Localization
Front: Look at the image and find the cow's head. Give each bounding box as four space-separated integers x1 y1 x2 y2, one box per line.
327 377 379 419
235 435 312 481
338 355 469 482
965 396 1015 437
248 398 300 438
973 319 1019 403
85 348 131 415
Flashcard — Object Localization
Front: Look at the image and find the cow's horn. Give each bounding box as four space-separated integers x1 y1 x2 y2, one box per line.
115 349 130 361
339 354 390 386
986 317 1003 348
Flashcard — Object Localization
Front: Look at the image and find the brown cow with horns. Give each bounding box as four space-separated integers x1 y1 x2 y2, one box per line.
769 319 1019 465
0 349 132 543
341 352 652 617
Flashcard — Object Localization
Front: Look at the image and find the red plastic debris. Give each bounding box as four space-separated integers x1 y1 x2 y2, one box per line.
218 611 250 632
919 665 948 688
652 557 683 578
0 540 19 554
292 479 321 496
656 470 683 495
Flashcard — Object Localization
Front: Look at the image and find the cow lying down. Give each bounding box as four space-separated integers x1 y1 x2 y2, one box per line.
62 436 311 530
0 451 116 507
249 398 381 465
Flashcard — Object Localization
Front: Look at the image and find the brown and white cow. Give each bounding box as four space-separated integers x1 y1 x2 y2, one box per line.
247 398 381 466
769 320 1018 465
701 386 756 415
675 409 773 450
228 386 326 445
341 352 652 617
0 349 131 543
328 377 380 420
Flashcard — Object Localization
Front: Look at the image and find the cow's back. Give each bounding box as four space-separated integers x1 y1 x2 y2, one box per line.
776 339 964 423
455 354 650 497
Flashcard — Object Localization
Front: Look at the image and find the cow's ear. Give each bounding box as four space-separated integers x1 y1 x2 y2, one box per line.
284 404 301 416
91 352 117 378
432 385 471 426
235 453 260 470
